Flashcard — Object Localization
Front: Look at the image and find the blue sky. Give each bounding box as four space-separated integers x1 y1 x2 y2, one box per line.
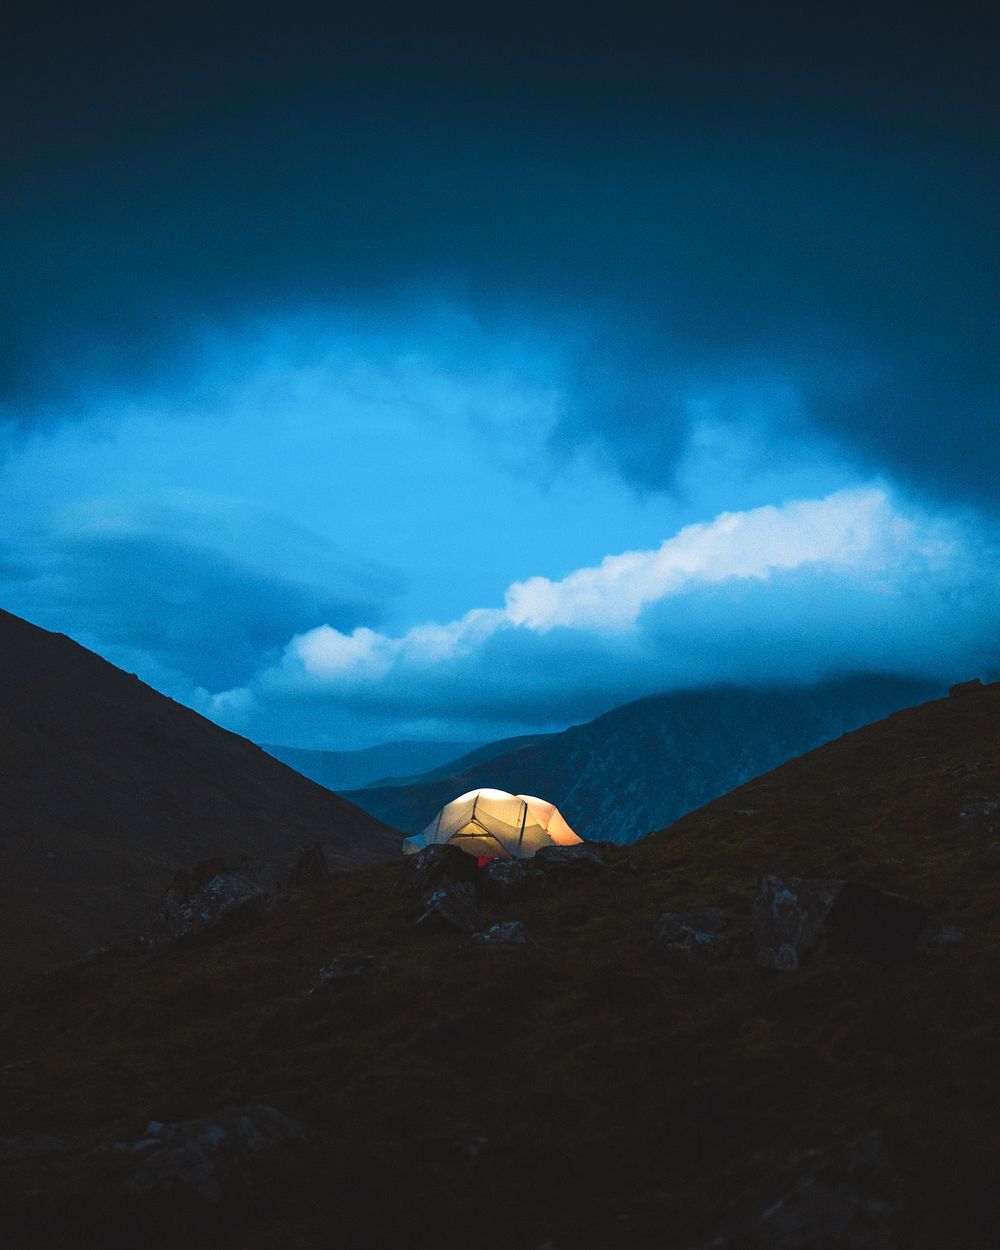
2 4 998 746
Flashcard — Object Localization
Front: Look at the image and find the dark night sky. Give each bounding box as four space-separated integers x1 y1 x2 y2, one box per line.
2 3 999 746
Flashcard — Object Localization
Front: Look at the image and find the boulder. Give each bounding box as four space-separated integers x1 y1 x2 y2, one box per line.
118 1105 304 1202
154 870 269 946
311 952 378 990
397 844 480 898
949 678 984 697
656 907 732 959
960 799 999 833
470 921 530 950
753 876 928 970
753 876 843 971
478 858 529 899
287 841 329 888
416 877 481 935
704 1129 902 1249
535 844 605 874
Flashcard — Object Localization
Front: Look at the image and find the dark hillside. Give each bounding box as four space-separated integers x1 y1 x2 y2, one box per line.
0 609 400 973
2 683 999 1248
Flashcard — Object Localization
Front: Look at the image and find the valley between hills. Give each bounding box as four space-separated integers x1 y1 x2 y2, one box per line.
1 608 999 1247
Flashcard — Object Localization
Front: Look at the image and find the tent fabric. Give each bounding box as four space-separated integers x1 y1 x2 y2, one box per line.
402 787 583 859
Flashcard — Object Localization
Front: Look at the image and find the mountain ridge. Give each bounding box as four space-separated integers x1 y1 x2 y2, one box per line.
343 674 943 842
0 608 401 973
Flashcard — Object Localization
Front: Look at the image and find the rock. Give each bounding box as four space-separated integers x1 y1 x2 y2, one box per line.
535 844 605 873
825 883 929 959
0 1133 74 1163
705 1129 902 1249
960 799 999 833
656 908 732 959
470 921 530 949
118 1105 304 1201
416 877 481 934
478 858 529 899
917 924 966 957
154 870 269 946
311 952 378 989
397 844 480 898
287 841 329 888
753 875 843 971
950 678 984 697
753 876 927 969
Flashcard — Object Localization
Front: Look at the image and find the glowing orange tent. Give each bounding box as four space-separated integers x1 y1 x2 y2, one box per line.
402 787 583 860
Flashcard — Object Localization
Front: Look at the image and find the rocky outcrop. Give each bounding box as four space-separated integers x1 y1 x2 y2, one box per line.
470 921 530 950
704 1129 902 1249
478 858 531 899
656 907 732 959
311 952 378 989
535 844 606 874
116 1105 304 1202
397 845 480 898
287 842 329 888
753 876 928 970
416 878 481 935
153 863 270 946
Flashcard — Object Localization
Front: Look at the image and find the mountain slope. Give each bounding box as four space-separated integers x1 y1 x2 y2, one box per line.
259 739 482 791
0 609 400 973
2 683 1000 1249
344 674 941 842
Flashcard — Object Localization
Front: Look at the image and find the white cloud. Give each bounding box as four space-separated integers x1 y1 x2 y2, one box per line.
504 487 917 631
204 484 984 736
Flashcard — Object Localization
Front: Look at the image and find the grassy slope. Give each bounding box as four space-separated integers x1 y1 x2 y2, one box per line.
0 609 401 973
1 685 999 1248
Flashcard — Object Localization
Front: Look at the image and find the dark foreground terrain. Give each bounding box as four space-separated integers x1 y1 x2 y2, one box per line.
2 684 999 1248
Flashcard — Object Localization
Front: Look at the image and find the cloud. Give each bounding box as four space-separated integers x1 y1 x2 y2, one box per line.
206 485 997 744
0 491 403 691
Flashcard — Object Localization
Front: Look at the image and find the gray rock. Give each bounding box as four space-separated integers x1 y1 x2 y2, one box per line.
704 1129 902 1249
119 1105 304 1201
960 799 999 834
311 952 378 989
753 876 927 969
470 921 530 949
398 844 480 898
0 1133 74 1163
753 876 843 971
416 877 481 934
287 841 329 888
656 908 732 959
535 844 605 873
154 870 269 946
478 858 529 899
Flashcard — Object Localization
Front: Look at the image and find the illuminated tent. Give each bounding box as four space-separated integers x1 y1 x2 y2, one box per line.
402 787 583 859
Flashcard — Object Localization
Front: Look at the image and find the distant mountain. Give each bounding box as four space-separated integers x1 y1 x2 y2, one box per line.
259 738 482 791
344 675 942 843
0 609 400 973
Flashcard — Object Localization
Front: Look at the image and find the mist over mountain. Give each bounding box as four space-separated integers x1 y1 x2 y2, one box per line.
343 675 942 842
259 739 482 792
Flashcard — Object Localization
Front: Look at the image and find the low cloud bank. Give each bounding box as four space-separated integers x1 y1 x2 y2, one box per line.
202 486 999 744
